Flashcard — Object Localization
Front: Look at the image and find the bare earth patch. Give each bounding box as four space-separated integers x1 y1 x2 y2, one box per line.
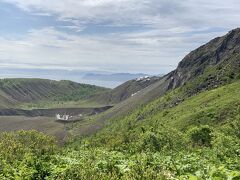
0 116 67 142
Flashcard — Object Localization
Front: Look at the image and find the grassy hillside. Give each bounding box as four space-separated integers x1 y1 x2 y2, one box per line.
90 76 161 105
0 78 108 108
1 80 239 179
65 80 240 179
90 80 240 145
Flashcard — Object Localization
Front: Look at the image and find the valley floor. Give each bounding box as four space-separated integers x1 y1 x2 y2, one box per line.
0 116 67 142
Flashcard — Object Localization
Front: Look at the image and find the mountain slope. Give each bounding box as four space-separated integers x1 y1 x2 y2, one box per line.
67 80 239 179
98 80 240 138
91 76 161 105
0 78 108 108
74 28 240 136
167 27 240 91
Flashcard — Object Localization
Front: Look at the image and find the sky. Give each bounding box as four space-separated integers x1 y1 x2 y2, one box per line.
0 0 240 78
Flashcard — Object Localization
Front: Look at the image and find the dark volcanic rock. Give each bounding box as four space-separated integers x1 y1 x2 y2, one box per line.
166 28 240 93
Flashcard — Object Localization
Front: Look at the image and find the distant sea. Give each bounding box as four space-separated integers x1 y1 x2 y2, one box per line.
0 68 153 88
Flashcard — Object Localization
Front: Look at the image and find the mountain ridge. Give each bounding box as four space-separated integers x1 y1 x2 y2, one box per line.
0 78 108 108
90 76 162 105
73 28 240 136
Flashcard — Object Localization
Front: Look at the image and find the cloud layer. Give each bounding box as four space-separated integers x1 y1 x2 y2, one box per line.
0 0 240 74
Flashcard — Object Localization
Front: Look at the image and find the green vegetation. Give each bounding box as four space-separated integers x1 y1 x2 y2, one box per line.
1 80 239 179
52 81 108 102
0 78 109 109
0 131 57 179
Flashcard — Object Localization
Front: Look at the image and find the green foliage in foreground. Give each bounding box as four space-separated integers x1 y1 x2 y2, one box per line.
0 81 240 179
0 131 57 179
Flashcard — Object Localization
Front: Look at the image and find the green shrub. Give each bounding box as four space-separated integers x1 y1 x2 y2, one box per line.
141 128 186 152
0 130 57 179
187 125 213 147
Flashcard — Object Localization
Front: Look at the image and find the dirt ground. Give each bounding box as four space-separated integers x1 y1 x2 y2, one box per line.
0 116 67 142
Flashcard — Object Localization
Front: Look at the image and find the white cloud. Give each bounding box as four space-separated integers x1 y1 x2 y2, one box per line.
0 25 228 74
2 0 240 28
0 27 175 70
0 0 240 74
59 25 85 32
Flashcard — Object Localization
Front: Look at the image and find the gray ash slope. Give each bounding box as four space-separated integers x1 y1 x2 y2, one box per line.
91 76 162 105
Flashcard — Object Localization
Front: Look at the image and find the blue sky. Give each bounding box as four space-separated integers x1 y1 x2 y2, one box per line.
0 0 240 76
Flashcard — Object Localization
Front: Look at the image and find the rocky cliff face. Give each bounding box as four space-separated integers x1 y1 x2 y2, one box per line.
166 28 240 92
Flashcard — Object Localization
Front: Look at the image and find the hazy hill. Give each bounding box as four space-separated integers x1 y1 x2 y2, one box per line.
0 78 108 108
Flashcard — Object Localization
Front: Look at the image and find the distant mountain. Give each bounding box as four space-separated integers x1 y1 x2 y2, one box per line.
83 73 150 82
0 69 153 88
0 78 108 108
